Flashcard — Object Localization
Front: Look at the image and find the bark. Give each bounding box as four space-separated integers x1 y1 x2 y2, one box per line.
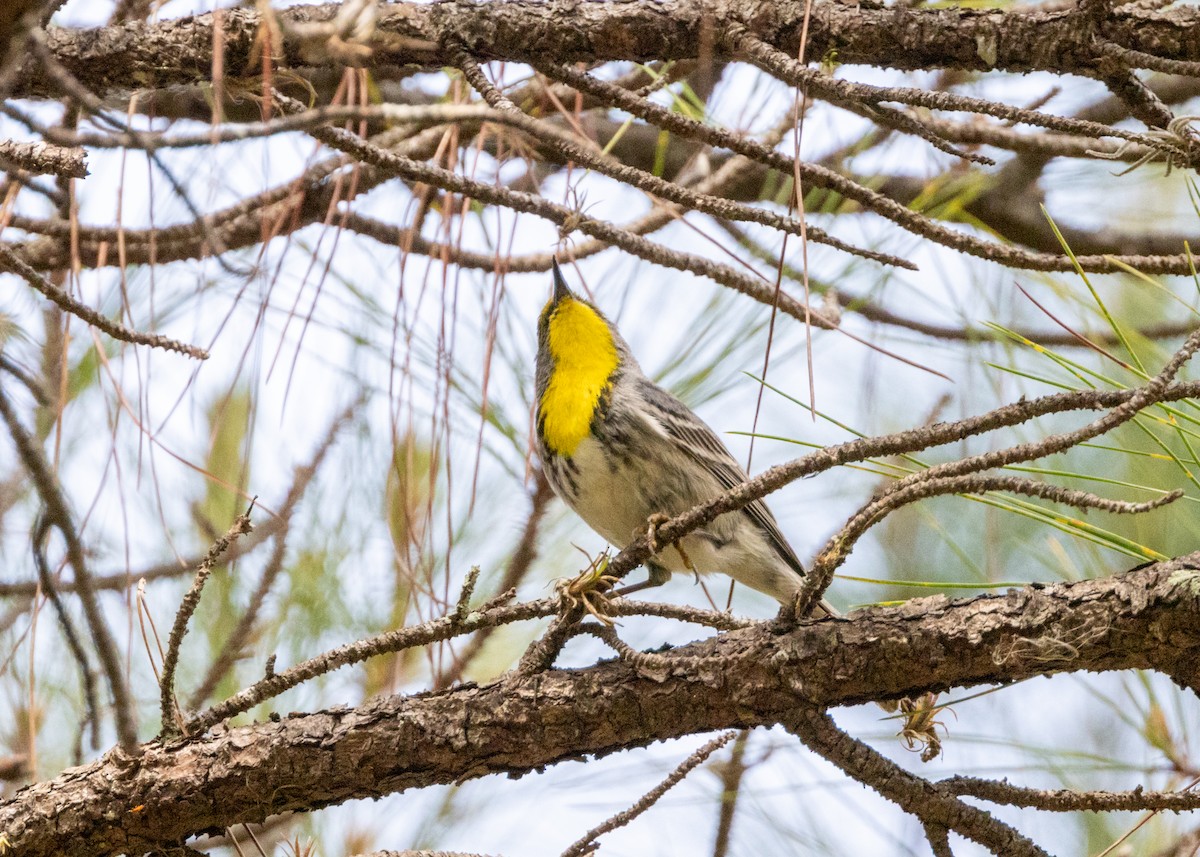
3 555 1198 857
9 0 1200 102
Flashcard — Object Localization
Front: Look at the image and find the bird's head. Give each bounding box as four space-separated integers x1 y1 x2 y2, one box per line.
535 259 627 456
537 259 620 368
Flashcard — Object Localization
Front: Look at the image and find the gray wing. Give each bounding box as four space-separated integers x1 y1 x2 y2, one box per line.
638 379 807 578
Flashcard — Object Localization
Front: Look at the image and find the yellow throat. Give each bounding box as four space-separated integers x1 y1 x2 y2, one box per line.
539 298 619 457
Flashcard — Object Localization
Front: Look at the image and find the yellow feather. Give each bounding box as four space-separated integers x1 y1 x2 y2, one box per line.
539 299 619 457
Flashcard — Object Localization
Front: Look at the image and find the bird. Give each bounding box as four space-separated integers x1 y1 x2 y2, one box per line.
534 258 829 612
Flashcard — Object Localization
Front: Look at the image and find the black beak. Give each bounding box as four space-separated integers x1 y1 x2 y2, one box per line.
551 257 574 304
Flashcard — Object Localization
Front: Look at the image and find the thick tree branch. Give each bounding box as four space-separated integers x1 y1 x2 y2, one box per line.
3 557 1198 857
12 1 1200 102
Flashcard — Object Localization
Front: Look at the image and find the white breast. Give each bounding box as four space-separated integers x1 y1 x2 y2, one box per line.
564 435 647 548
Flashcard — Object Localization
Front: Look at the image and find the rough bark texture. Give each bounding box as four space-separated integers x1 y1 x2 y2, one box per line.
3 557 1198 857
10 0 1200 101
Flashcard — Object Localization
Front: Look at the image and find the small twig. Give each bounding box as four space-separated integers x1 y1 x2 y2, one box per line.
187 595 559 734
31 514 99 752
559 731 737 857
159 503 256 740
356 851 501 857
711 730 750 857
785 707 1050 857
857 101 996 165
46 103 498 150
1094 62 1178 133
0 244 208 359
796 327 1200 614
186 525 289 711
0 139 86 177
1098 43 1200 83
0 385 137 749
436 473 553 689
609 599 754 631
941 775 1200 812
581 623 712 675
454 565 482 623
796 474 1183 617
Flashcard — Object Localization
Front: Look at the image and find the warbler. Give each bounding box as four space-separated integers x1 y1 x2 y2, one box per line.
534 259 827 610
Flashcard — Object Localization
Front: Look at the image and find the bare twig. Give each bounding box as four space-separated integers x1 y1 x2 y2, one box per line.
1098 42 1200 81
435 473 553 688
711 730 750 857
796 475 1183 616
797 327 1200 614
187 594 559 734
454 565 482 623
185 525 289 711
785 707 1050 857
31 514 99 752
0 244 208 359
0 139 86 177
159 504 255 740
559 731 737 857
358 851 501 857
941 776 1200 812
0 385 137 749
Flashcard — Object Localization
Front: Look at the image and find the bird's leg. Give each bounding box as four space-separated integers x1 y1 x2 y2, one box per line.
617 513 698 595
678 542 699 583
612 560 671 598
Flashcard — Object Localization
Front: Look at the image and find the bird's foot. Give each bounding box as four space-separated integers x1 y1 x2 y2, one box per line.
644 512 671 553
642 513 696 573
